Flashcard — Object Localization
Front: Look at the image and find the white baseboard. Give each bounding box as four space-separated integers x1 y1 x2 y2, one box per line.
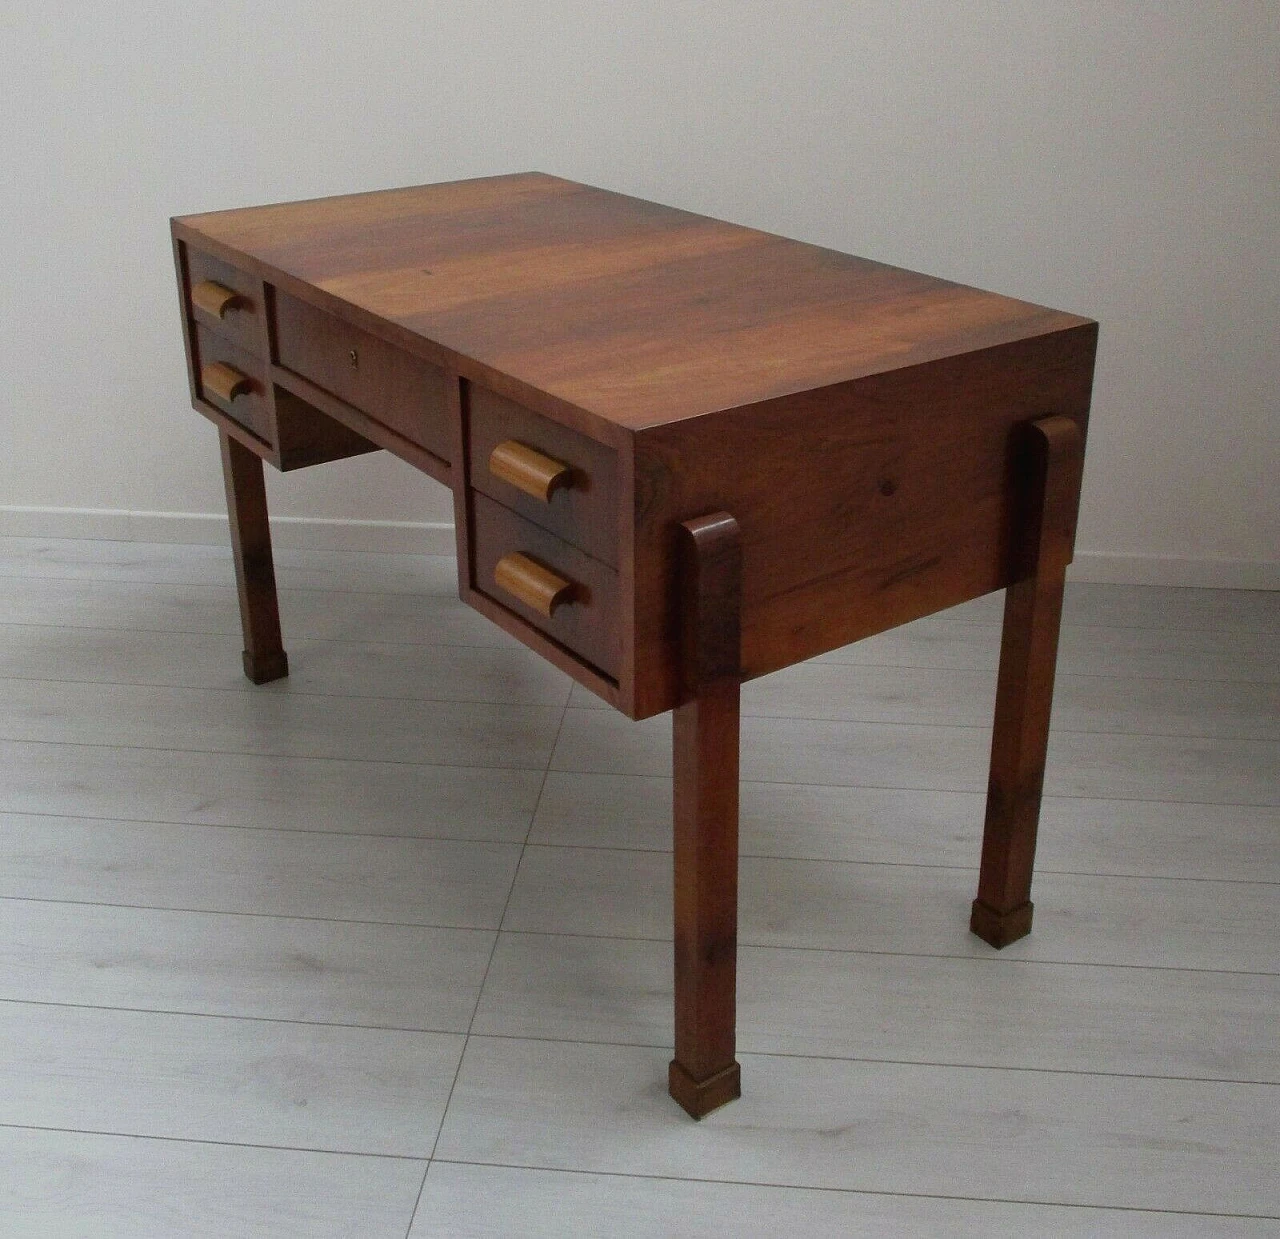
1 506 1275 588
0 507 456 556
1071 549 1279 590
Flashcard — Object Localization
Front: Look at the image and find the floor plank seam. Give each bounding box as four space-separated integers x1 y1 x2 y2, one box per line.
5 632 1279 687
0 1120 430 1162
454 1032 1280 1086
3 742 1273 807
489 928 1280 975
0 734 550 773
5 591 1275 638
0 671 580 711
0 622 521 652
7 811 1278 884
4 891 1275 975
0 996 478 1037
4 683 1277 744
2 780 1273 815
411 680 576 1234
423 1158 1280 1218
3 896 1275 976
0 810 535 847
0 894 507 932
513 842 1280 885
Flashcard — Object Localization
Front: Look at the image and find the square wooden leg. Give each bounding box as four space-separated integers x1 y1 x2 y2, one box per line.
220 430 289 685
671 683 742 1118
670 512 743 1119
972 415 1083 948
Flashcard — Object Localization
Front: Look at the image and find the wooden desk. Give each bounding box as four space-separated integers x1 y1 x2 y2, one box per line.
172 173 1097 1118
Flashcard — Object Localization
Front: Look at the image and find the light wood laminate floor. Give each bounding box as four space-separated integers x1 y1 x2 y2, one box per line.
0 535 1276 1237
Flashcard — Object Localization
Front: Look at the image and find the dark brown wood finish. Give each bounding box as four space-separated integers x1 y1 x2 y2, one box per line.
194 328 272 441
219 430 288 685
271 390 380 473
187 247 264 355
971 414 1085 947
448 369 473 583
269 365 449 484
173 174 1097 1117
174 175 1082 429
626 325 1097 718
468 384 619 566
669 512 743 1119
274 291 453 462
471 492 620 678
174 174 1095 720
177 237 378 474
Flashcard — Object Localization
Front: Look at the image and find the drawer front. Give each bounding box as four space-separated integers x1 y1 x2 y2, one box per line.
187 248 264 356
472 492 620 677
194 325 272 443
274 292 451 462
469 385 618 567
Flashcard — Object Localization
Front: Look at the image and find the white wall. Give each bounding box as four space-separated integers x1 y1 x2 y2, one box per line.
2 2 1276 582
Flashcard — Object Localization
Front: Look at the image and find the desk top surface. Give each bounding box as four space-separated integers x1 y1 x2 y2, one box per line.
176 172 1090 432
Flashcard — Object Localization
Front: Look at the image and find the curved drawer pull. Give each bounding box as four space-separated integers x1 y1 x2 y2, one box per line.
202 361 254 404
494 552 574 617
489 440 572 503
191 280 244 319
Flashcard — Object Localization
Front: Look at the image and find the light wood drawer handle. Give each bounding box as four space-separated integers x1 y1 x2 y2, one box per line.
202 361 254 404
494 552 574 617
489 440 572 502
191 280 244 319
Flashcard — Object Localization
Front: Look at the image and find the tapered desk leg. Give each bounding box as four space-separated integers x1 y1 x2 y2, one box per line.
669 512 743 1119
971 415 1084 948
220 431 289 684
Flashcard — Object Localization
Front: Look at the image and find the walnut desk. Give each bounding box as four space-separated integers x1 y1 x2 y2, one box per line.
171 173 1097 1119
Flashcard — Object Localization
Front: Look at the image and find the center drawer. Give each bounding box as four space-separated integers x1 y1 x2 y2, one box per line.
472 492 620 678
274 292 452 462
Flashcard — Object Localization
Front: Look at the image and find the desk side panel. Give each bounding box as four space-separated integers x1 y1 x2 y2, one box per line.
627 323 1098 719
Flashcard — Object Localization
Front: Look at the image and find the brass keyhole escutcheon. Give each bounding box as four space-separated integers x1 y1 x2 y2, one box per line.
348 348 359 370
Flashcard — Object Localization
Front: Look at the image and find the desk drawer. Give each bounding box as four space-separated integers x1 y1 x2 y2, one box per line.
194 326 272 443
472 492 620 677
469 385 618 566
187 249 264 356
274 292 451 462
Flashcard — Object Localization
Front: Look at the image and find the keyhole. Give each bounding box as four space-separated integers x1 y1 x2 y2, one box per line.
348 348 359 370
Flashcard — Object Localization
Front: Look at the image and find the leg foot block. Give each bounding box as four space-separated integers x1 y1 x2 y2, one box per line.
243 649 289 684
970 898 1033 948
668 1059 741 1120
